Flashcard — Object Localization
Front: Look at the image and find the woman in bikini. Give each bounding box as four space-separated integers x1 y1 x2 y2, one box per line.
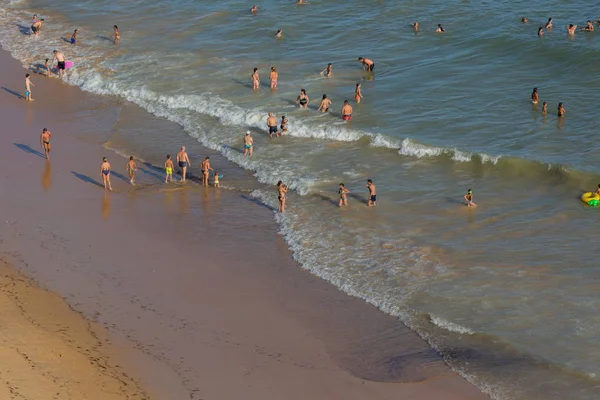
355 83 363 103
318 94 331 112
112 25 120 45
531 87 539 104
296 88 309 109
251 67 260 89
270 67 278 89
338 183 350 207
277 181 288 212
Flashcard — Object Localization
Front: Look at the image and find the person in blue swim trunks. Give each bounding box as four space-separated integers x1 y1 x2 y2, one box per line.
71 29 78 44
367 179 377 207
100 157 113 191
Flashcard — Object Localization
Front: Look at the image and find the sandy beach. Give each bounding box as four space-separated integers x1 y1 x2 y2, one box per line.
0 48 488 400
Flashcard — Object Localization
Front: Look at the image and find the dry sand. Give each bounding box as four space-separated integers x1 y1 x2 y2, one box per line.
0 49 489 400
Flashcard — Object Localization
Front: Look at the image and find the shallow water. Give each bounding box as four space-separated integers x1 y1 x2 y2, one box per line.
2 0 600 398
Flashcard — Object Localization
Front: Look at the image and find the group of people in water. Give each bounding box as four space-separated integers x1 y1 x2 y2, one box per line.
530 87 565 117
529 16 600 37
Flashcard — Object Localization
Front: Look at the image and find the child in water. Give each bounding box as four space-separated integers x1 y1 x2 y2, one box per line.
165 154 174 183
464 189 477 208
71 29 78 44
213 170 221 188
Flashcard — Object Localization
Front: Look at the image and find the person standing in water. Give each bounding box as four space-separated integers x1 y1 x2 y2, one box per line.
521 17 528 23
251 68 260 89
165 154 174 183
101 157 113 191
545 18 553 29
542 102 547 115
531 87 539 104
31 19 44 36
176 146 191 181
318 94 331 112
464 189 477 207
250 4 258 13
125 156 137 185
40 128 52 160
412 22 420 31
567 24 577 35
557 102 565 117
244 131 254 156
338 183 350 207
71 29 78 44
25 73 34 101
200 156 212 187
277 181 288 212
275 29 282 38
357 57 374 72
52 50 67 79
270 67 278 89
341 100 353 121
581 20 594 31
538 27 544 37
296 89 309 108
112 25 120 44
355 83 363 103
267 112 278 138
436 24 445 32
321 63 332 77
366 179 376 207
279 115 288 135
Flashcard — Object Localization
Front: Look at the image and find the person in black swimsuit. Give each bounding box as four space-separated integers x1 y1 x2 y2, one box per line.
296 89 309 108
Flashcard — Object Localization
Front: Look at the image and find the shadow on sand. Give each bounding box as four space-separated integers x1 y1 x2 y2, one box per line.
16 24 31 35
241 194 276 211
2 87 25 99
71 171 104 188
313 193 338 207
348 193 368 205
14 143 45 159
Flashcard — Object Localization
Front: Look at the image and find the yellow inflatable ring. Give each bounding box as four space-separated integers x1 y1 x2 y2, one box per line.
581 192 600 205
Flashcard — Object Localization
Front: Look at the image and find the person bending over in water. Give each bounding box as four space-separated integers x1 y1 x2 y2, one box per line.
464 189 477 208
355 83 363 103
318 94 331 112
250 4 258 13
31 19 44 36
277 181 288 212
296 88 309 108
557 102 565 117
531 87 539 104
165 154 174 183
521 17 528 23
580 20 594 32
567 24 577 35
341 100 353 121
40 128 52 160
321 63 332 77
338 183 350 207
243 131 254 156
538 27 544 37
112 25 120 44
275 29 282 38
279 115 288 135
251 67 260 89
358 57 374 72
542 102 547 115
367 179 376 207
436 24 445 33
101 157 113 191
545 18 553 29
412 22 420 31
125 156 136 185
270 67 278 89
267 112 278 138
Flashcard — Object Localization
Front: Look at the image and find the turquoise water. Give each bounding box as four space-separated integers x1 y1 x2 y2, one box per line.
2 1 600 398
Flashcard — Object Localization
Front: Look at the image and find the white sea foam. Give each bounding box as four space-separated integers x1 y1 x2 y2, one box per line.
429 315 475 335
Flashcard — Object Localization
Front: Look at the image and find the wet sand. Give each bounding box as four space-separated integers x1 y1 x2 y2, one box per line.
0 49 488 399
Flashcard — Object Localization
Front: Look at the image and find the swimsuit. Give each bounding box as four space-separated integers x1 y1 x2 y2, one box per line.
355 94 360 100
299 98 307 105
31 25 38 33
25 91 30 96
369 63 374 72
178 161 188 168
71 37 76 44
342 115 352 121
57 61 66 70
370 195 376 202
165 167 173 174
102 170 110 176
269 126 278 134
43 140 50 145
245 144 253 149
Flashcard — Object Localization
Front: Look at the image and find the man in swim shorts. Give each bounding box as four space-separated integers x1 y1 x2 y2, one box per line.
71 29 78 44
358 57 374 72
244 131 254 156
366 179 376 207
40 128 52 160
52 50 67 79
165 154 174 183
267 112 278 138
31 19 43 36
341 100 353 121
200 156 212 187
176 146 191 182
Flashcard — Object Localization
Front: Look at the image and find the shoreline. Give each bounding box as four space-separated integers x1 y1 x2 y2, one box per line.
0 46 489 400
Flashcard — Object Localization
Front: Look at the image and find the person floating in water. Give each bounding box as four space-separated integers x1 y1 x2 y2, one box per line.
367 179 376 207
125 156 136 185
338 183 350 207
101 157 113 191
545 18 553 29
244 131 254 156
318 94 331 112
296 88 309 108
275 29 282 38
112 25 120 45
277 181 288 212
165 154 174 183
567 24 577 35
40 128 52 160
436 24 445 33
358 57 374 72
251 67 260 89
355 83 363 103
537 27 544 37
341 100 353 121
542 101 547 115
531 87 539 104
270 66 278 89
521 17 528 23
321 63 332 77
71 29 78 44
464 189 477 208
580 20 594 32
557 102 565 117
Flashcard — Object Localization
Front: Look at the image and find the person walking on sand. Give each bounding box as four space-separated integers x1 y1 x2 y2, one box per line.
101 157 113 191
176 146 191 181
296 88 309 108
531 87 539 104
464 189 477 208
165 154 174 183
320 63 332 77
71 29 78 44
267 112 278 138
318 94 331 112
341 100 353 121
338 183 350 207
355 83 363 103
280 115 288 135
270 67 278 89
358 57 374 72
244 131 254 156
125 156 137 185
112 25 120 44
251 67 260 89
200 156 212 187
557 102 565 117
52 50 66 79
366 179 376 207
25 73 34 101
277 181 288 212
40 128 52 160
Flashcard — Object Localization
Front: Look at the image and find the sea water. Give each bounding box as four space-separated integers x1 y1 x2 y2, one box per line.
1 0 600 398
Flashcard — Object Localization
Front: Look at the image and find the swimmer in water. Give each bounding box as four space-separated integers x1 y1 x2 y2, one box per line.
318 94 331 112
464 189 477 208
341 100 353 121
545 18 553 29
436 24 445 33
358 57 374 72
165 154 174 183
200 156 212 187
320 63 332 77
125 156 137 185
338 183 350 207
71 29 78 44
112 25 120 45
557 102 565 117
531 87 539 104
251 67 260 89
250 4 258 13
355 82 363 103
101 157 113 191
567 24 577 35
538 27 544 37
521 17 528 23
367 179 376 207
542 101 547 115
275 29 282 38
580 20 594 32
412 22 420 31
296 88 309 108
270 66 278 89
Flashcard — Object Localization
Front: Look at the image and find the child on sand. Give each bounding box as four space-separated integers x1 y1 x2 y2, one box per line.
125 156 137 185
338 183 350 207
464 189 477 207
45 58 50 76
25 73 34 101
165 154 174 183
101 157 113 191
